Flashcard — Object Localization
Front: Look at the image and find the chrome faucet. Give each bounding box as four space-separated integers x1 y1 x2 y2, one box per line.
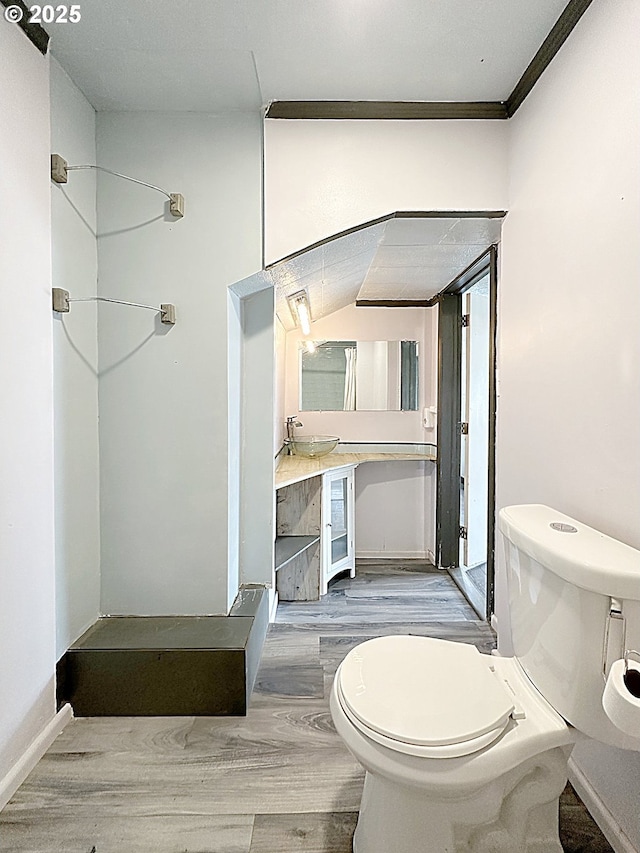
286 415 303 453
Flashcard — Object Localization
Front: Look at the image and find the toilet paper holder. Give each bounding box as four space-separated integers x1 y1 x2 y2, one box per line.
623 649 640 698
602 649 640 737
602 598 626 679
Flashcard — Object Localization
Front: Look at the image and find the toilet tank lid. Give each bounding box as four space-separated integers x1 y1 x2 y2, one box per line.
499 505 640 601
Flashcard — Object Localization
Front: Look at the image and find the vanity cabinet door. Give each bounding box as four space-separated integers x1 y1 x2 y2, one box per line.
321 467 356 594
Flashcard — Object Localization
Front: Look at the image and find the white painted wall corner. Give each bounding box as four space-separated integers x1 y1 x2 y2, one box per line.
0 704 72 812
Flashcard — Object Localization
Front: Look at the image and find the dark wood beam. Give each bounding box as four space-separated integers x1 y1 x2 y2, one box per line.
0 0 49 54
266 101 508 120
506 0 594 116
356 299 436 308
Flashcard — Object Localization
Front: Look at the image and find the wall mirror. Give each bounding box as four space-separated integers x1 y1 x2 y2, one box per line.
300 340 419 412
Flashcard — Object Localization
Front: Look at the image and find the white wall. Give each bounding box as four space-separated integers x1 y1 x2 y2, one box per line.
96 111 262 616
50 58 100 658
355 461 436 560
0 22 56 801
497 1 640 848
238 284 276 588
264 119 508 263
274 314 287 453
227 288 242 610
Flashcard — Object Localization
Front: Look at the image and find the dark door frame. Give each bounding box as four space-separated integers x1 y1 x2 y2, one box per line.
435 245 498 619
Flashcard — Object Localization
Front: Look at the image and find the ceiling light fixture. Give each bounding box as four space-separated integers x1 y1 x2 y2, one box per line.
288 291 312 336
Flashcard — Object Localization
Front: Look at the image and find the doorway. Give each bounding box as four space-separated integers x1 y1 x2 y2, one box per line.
454 273 490 614
234 218 502 618
435 246 497 620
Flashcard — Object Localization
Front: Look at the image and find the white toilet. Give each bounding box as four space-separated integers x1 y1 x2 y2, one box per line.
330 504 640 853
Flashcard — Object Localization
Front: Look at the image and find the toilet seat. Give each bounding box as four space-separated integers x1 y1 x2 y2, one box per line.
336 636 516 758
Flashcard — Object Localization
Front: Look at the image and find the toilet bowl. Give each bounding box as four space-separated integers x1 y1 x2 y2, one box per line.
330 505 640 853
331 636 575 853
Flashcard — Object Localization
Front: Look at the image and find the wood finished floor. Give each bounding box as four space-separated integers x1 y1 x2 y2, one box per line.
1 562 612 852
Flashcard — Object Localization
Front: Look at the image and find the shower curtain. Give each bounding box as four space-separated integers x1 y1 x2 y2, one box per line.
343 346 357 411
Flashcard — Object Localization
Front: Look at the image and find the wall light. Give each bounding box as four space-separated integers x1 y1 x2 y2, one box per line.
288 291 312 336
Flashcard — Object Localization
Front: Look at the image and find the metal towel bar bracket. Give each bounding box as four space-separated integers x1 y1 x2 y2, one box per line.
52 289 176 325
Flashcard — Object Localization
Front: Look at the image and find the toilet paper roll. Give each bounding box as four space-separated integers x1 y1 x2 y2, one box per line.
602 659 640 738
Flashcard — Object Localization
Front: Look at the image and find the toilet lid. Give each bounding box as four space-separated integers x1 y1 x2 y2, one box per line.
337 636 515 750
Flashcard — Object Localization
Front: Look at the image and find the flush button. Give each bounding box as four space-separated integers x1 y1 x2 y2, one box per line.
550 522 578 533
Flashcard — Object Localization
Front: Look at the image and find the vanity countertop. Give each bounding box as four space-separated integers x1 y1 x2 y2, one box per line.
275 445 436 489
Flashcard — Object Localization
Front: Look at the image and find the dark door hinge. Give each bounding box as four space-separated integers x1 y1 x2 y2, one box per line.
461 314 470 328
460 422 469 435
459 526 468 540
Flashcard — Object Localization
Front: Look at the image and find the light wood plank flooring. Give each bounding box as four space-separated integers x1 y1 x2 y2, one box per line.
0 562 612 852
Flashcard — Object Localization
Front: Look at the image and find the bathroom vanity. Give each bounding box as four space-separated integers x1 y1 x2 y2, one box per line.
275 464 356 600
274 444 436 601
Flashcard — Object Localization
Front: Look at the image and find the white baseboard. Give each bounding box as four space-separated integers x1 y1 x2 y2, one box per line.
0 703 73 812
568 756 637 853
356 550 430 560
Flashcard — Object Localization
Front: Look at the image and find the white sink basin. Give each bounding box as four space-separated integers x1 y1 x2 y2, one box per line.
286 435 339 458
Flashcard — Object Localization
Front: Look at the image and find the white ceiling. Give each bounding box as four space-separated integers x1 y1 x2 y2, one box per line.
49 0 570 111
272 217 502 330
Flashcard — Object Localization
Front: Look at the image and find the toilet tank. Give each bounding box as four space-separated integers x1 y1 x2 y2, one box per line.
499 504 640 750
